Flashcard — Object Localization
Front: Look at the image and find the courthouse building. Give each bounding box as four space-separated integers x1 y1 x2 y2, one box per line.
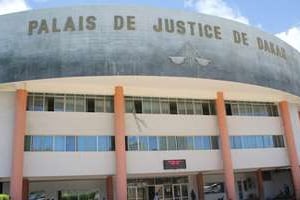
1 5 300 200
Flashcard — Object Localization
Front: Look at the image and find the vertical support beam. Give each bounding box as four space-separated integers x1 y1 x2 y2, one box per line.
196 173 205 200
22 179 29 200
256 170 264 200
216 92 236 200
106 176 114 200
10 89 27 200
279 101 300 199
114 86 127 200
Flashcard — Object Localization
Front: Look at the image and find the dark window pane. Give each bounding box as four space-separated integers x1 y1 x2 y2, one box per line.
45 97 54 111
211 136 219 149
86 98 95 112
24 136 31 151
134 100 142 113
202 103 209 115
225 104 232 115
169 102 177 114
167 136 177 150
105 96 114 113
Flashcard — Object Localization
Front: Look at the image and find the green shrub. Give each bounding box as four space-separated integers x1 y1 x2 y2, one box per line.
0 194 9 200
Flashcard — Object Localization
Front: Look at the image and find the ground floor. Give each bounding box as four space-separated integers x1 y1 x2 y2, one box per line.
0 169 294 200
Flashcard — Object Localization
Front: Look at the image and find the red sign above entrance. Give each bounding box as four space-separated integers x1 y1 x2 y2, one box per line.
163 159 186 170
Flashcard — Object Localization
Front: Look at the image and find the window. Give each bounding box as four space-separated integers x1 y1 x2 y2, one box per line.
225 101 278 116
167 136 177 150
202 103 210 115
86 98 95 112
149 136 158 151
24 136 32 151
77 136 97 151
54 96 64 112
142 98 152 113
54 136 66 151
134 99 142 113
230 135 285 149
45 96 54 111
95 97 105 112
273 135 285 147
151 98 160 113
65 95 75 112
127 136 138 151
34 95 44 111
194 136 211 150
105 96 114 113
31 136 53 151
169 101 177 114
158 136 168 150
139 136 149 151
66 136 76 152
75 95 85 112
98 136 115 151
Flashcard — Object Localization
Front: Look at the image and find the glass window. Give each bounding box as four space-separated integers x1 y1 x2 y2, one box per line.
231 104 239 115
54 136 66 151
31 136 53 151
273 135 285 148
161 100 170 114
34 95 44 111
27 95 34 111
239 104 252 116
209 101 216 115
186 101 194 114
167 136 177 150
125 98 134 113
142 98 152 113
253 104 268 116
45 96 54 111
194 102 203 114
158 136 167 150
177 136 188 150
105 96 114 113
243 136 257 148
98 136 114 151
127 136 138 151
202 103 210 115
263 135 273 148
169 101 177 114
75 95 85 112
86 98 95 112
66 136 76 151
187 136 194 150
151 98 160 114
194 136 211 150
255 136 264 148
54 96 64 112
65 95 75 112
231 136 242 149
139 136 149 151
149 136 158 151
95 97 105 112
134 99 142 113
24 136 32 151
177 100 186 115
211 136 219 149
77 136 97 151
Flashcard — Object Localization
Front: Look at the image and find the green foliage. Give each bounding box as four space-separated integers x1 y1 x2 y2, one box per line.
0 194 9 200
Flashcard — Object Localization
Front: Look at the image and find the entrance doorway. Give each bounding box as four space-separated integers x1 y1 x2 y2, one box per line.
127 176 189 200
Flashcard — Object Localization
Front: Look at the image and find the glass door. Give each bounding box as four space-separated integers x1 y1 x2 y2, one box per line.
173 184 181 200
